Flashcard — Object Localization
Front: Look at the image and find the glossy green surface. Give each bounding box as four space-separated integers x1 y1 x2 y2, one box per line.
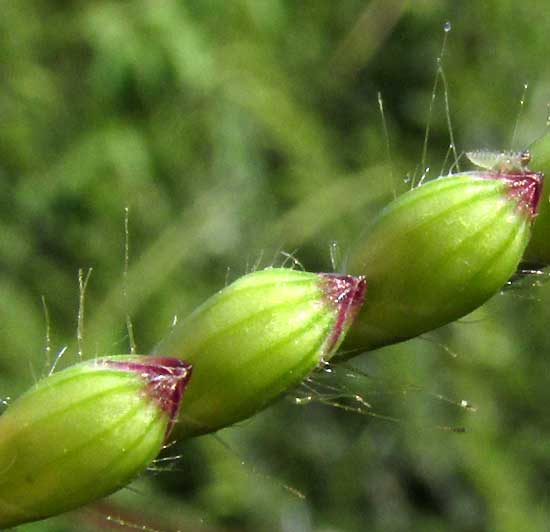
0 358 168 528
345 174 532 351
156 269 358 438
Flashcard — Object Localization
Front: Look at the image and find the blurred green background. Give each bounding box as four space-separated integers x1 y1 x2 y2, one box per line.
2 1 550 531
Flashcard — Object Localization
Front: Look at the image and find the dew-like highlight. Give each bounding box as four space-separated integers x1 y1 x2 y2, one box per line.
420 19 459 185
292 361 474 432
124 207 137 355
329 240 342 272
279 250 305 271
77 267 93 361
0 396 11 414
511 82 530 149
506 263 550 297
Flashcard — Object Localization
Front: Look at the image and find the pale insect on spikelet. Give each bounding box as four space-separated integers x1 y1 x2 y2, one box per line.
465 149 531 174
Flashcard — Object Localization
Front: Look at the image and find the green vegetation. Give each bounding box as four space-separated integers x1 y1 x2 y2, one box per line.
525 132 550 264
2 1 550 531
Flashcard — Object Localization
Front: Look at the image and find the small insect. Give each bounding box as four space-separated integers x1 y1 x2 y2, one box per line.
465 149 531 174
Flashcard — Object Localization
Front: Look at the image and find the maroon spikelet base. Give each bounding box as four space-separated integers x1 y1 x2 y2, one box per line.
501 172 543 218
98 356 192 440
478 171 544 219
320 274 367 356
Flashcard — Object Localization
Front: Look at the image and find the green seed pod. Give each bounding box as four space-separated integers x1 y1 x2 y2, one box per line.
523 133 550 264
0 355 191 528
343 170 542 352
155 268 366 438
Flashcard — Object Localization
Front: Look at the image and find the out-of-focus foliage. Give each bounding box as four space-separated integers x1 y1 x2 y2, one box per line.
2 1 550 531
